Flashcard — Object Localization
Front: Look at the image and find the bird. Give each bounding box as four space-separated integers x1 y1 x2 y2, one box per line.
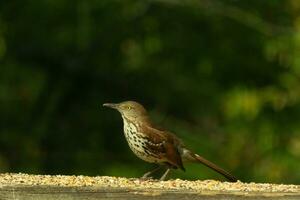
103 101 237 182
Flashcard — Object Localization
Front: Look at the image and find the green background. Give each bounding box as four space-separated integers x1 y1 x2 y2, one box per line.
0 0 299 184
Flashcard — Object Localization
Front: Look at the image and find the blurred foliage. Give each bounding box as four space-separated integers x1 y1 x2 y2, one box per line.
0 0 299 184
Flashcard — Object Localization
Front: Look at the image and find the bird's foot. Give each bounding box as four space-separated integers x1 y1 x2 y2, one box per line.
139 176 154 181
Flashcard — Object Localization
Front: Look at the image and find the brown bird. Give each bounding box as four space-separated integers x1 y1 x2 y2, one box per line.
103 101 237 182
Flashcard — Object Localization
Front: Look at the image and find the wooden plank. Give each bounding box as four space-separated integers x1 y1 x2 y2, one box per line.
0 174 299 200
0 186 299 200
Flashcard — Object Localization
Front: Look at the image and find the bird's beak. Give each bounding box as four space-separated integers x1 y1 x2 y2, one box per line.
103 103 119 109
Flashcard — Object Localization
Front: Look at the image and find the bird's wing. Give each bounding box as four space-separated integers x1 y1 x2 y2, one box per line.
142 125 185 171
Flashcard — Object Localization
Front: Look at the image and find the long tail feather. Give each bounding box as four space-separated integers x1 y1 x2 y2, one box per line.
192 153 237 182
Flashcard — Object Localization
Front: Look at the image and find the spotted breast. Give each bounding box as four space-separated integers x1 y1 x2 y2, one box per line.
122 118 166 163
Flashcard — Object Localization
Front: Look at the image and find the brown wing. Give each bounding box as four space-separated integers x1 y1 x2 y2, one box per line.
142 125 185 171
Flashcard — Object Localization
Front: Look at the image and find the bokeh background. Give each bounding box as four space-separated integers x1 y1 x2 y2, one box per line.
0 0 300 184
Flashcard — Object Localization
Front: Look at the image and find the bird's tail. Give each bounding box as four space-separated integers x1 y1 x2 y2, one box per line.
182 149 237 182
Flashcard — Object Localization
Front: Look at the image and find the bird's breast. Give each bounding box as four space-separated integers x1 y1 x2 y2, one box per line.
123 120 165 163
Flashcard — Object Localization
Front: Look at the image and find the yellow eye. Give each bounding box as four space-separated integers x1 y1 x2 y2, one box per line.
126 106 131 110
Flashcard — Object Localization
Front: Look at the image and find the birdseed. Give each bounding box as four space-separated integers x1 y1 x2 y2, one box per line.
0 173 298 193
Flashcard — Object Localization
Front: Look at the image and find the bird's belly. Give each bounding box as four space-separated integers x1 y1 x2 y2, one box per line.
123 124 164 163
128 141 161 163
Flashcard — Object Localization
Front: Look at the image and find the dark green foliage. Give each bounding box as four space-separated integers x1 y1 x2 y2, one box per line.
0 0 299 184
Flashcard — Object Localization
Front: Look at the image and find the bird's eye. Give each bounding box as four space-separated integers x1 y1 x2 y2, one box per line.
127 106 131 110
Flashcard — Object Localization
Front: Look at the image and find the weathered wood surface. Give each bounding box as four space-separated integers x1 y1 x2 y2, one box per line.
0 173 299 200
1 186 300 200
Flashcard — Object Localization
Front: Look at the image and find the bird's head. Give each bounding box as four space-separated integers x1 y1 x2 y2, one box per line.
103 101 148 120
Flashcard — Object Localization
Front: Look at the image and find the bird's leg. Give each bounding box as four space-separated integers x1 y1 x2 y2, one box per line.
159 168 171 181
141 166 162 179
